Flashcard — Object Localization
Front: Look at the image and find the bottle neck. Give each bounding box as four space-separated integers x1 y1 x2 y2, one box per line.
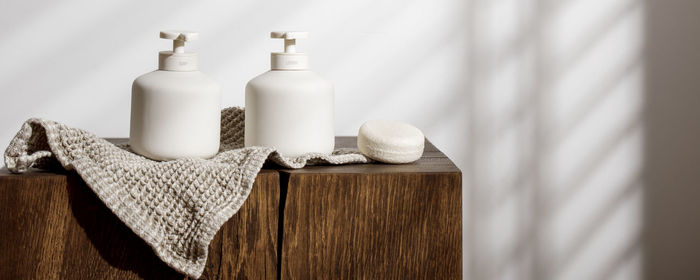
159 51 198 71
271 53 308 70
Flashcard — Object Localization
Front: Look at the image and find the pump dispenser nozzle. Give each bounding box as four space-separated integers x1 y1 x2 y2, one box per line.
158 30 199 71
270 31 309 70
161 30 199 53
271 31 308 53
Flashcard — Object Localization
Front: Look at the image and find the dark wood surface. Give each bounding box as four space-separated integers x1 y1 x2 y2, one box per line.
279 137 462 279
0 136 461 279
198 169 279 280
0 168 279 279
284 137 461 174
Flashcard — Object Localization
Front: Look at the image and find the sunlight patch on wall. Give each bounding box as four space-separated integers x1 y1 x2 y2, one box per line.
467 0 645 279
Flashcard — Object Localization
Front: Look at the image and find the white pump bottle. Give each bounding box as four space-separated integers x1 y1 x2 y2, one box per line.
245 31 335 157
130 30 221 161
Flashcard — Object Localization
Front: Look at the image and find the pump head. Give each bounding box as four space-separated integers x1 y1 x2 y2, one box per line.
271 31 308 53
160 30 199 53
270 31 309 70
158 30 199 71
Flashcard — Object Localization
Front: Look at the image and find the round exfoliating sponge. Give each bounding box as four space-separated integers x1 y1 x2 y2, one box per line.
357 120 425 164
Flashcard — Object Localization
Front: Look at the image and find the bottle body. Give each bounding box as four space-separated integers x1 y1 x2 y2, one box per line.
245 70 334 157
130 70 221 160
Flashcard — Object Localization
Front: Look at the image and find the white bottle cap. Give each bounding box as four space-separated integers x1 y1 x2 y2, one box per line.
270 31 309 70
158 30 199 71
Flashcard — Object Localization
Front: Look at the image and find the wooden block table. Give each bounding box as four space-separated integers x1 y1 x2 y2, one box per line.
278 137 462 279
0 168 279 279
0 137 461 279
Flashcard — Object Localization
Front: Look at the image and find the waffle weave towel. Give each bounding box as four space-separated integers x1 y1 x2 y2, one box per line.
3 107 369 278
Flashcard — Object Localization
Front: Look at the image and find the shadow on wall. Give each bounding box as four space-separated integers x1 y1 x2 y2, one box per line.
643 0 700 278
465 0 700 279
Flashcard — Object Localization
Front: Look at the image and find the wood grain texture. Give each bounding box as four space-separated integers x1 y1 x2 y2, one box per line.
0 168 279 280
200 169 279 280
279 137 462 279
1 136 462 279
277 137 460 175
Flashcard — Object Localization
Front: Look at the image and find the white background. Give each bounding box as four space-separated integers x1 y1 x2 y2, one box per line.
1 0 699 279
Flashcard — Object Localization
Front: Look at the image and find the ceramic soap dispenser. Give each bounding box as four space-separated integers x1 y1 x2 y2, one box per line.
245 31 335 157
130 30 221 161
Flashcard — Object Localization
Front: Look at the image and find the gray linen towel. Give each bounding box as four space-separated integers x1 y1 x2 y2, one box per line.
3 107 369 278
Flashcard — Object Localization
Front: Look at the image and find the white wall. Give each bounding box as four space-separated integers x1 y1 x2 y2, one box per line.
467 0 645 278
0 0 468 155
2 0 699 279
